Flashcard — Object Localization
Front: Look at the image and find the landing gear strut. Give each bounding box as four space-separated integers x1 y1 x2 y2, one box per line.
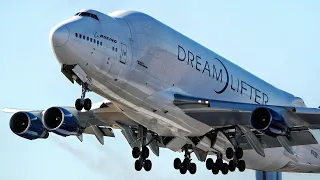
75 82 92 111
173 145 197 175
132 126 153 171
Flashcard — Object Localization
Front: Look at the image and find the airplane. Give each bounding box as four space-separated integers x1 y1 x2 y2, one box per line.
4 9 320 175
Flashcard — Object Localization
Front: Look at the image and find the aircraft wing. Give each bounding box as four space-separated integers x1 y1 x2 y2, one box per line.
173 94 320 128
2 101 137 144
173 94 320 156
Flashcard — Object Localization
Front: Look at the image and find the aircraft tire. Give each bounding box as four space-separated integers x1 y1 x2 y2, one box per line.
212 163 219 175
226 147 234 159
144 159 152 171
174 158 181 169
180 166 187 174
216 158 223 170
135 160 142 171
132 147 140 159
75 99 83 111
83 98 92 110
238 160 246 172
141 146 149 159
206 158 214 170
228 160 236 172
188 163 197 174
183 158 190 169
235 147 243 159
221 163 229 175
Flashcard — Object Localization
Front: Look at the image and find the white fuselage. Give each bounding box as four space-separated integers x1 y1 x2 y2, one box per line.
50 9 320 173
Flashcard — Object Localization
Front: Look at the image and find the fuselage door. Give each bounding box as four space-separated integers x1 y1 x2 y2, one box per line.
120 43 127 64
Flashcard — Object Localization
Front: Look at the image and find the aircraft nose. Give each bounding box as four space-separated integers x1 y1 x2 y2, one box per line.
50 24 69 47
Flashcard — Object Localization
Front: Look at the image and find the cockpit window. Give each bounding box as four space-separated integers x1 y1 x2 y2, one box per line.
75 12 99 21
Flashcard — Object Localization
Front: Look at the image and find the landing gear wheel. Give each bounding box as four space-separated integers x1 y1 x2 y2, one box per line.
134 160 142 171
228 160 236 172
206 158 214 170
174 158 182 170
235 147 243 159
226 147 234 159
238 160 246 172
212 163 219 175
188 163 197 174
183 158 190 169
221 163 229 175
75 99 83 111
144 159 152 171
83 98 92 110
141 146 149 159
180 167 187 174
216 158 223 170
132 147 140 159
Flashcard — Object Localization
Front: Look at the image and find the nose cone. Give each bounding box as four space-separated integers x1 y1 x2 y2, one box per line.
50 25 69 47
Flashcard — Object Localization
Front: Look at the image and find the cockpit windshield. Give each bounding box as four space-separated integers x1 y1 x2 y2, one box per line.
74 12 99 21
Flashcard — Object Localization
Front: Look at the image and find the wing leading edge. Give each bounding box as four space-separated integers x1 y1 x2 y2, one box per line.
173 94 320 128
2 101 137 144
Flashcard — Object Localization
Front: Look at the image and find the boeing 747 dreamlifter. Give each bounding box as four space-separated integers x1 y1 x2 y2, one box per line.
4 9 320 175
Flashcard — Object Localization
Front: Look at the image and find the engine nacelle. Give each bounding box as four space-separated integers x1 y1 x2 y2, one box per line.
250 107 289 137
42 107 82 136
9 111 49 140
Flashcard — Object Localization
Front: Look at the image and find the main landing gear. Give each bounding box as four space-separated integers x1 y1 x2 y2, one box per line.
132 126 153 172
133 146 152 171
75 82 92 111
206 147 246 175
173 145 197 175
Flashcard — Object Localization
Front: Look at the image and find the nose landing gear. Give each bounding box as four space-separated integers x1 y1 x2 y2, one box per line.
75 82 92 111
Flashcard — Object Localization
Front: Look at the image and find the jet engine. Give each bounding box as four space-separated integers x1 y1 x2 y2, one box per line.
250 107 290 137
9 111 49 140
42 107 82 136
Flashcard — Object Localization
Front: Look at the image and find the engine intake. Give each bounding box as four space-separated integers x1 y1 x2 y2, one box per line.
42 107 82 136
9 112 49 140
250 107 289 137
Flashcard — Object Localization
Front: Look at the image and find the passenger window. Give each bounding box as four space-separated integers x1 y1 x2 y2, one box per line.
100 42 102 46
79 34 82 38
83 35 86 40
97 40 99 45
90 38 92 42
87 37 89 41
115 48 117 52
94 39 96 43
75 33 78 37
